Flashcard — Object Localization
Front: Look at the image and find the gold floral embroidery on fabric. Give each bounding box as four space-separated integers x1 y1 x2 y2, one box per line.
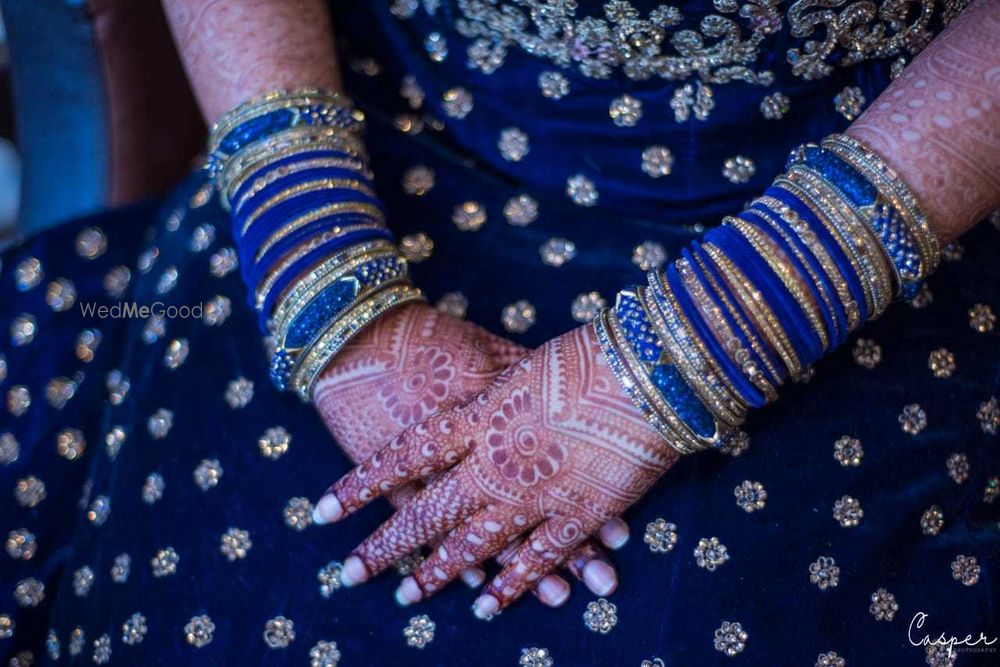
785 0 946 79
453 0 780 85
400 1 968 96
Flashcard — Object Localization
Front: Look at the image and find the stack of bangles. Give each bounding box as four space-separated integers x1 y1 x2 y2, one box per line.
594 133 940 456
206 89 424 401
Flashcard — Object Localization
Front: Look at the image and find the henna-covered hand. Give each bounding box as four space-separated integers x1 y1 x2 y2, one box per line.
315 324 678 617
311 304 629 606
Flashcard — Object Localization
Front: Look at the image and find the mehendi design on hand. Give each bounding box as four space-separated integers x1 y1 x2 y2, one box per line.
311 304 630 605
316 325 676 616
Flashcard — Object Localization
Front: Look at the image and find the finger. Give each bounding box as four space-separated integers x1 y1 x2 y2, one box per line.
495 534 572 608
314 407 471 523
561 540 618 597
473 517 595 619
341 466 483 586
597 517 630 551
394 507 520 606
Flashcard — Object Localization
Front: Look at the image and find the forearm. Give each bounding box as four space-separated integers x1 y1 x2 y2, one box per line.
847 0 1000 243
162 0 342 123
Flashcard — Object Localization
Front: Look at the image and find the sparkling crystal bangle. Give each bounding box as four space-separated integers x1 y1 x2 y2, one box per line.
593 308 721 456
269 250 412 391
289 284 425 401
206 88 364 181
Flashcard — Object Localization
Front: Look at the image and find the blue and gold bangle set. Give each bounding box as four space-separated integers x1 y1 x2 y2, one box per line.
207 89 424 401
596 133 940 456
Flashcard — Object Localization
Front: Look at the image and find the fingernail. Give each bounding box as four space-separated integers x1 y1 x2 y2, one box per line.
394 576 422 606
583 560 617 596
537 575 570 608
599 519 630 551
340 556 368 587
460 568 486 588
313 494 343 524
472 594 499 620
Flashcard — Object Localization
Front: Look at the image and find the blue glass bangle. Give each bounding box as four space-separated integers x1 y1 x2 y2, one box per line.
740 209 840 352
228 149 363 204
766 185 870 323
258 228 395 323
236 187 384 243
233 164 374 218
248 215 380 287
747 201 850 348
666 262 766 409
708 224 823 369
238 201 382 271
689 241 783 387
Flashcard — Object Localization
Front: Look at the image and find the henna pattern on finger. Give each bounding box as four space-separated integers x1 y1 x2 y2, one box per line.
312 304 633 599
329 324 678 611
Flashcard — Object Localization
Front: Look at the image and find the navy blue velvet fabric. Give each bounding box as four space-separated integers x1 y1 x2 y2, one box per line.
3 2 1000 665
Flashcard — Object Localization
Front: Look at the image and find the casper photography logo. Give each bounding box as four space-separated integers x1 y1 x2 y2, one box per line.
909 611 998 659
79 301 203 319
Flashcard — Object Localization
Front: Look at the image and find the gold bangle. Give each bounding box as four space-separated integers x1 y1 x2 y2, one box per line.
240 178 378 236
702 243 803 379
774 176 876 322
686 248 784 396
747 200 846 342
255 235 392 312
218 126 368 201
255 203 384 262
290 284 425 401
676 255 778 402
724 215 830 352
232 157 373 213
822 134 939 277
222 134 369 206
644 274 748 426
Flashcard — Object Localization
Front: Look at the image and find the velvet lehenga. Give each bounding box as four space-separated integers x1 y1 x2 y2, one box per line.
2 2 998 665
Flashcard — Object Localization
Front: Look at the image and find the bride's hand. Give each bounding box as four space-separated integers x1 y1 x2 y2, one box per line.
311 303 629 605
315 324 678 617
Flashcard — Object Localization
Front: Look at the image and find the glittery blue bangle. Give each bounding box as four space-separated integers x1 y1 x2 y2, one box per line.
787 145 924 300
689 241 784 387
707 224 823 369
229 149 363 205
258 228 395 324
269 254 407 390
206 103 362 178
667 261 767 408
740 209 840 352
766 185 869 323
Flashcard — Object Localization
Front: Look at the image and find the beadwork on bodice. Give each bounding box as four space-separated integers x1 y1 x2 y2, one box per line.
389 0 968 121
